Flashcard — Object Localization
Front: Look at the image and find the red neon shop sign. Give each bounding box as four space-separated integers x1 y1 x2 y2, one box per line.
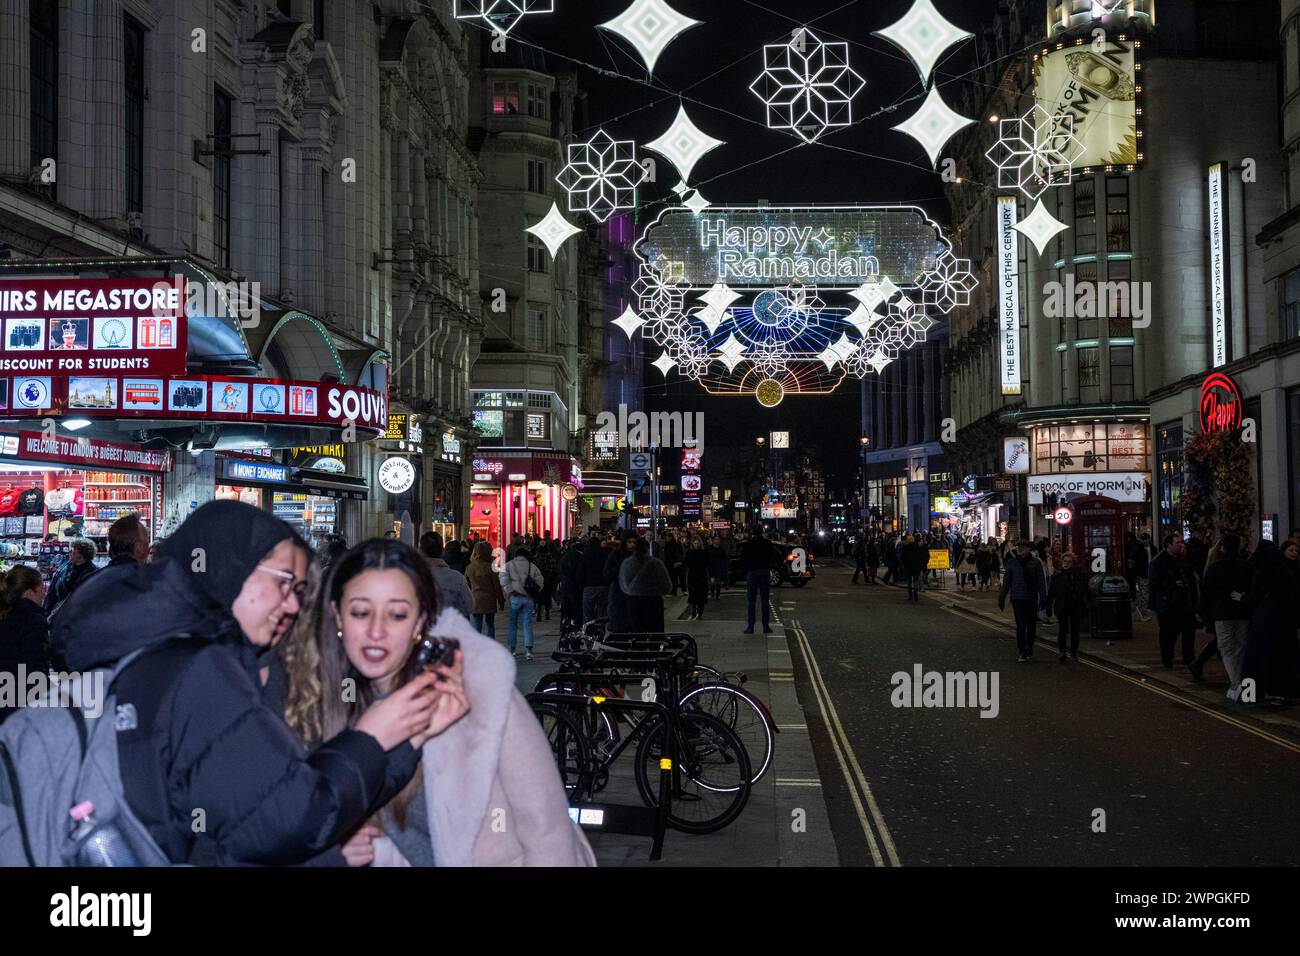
1199 372 1242 433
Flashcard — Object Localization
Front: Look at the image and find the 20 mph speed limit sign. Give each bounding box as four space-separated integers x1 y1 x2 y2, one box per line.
1053 506 1074 525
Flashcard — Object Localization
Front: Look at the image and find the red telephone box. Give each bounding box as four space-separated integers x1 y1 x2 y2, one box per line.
1067 495 1127 571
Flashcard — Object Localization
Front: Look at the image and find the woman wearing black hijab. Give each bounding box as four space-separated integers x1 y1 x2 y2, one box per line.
53 500 468 865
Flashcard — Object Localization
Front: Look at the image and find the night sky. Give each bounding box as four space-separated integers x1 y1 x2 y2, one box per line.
485 0 1007 490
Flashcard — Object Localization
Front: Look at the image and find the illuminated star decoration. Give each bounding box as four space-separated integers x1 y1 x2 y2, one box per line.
749 28 866 144
612 306 645 339
873 0 973 86
818 332 858 371
645 104 725 185
525 202 582 257
1013 199 1070 256
598 0 701 75
693 283 741 335
1091 0 1127 13
682 189 712 216
715 333 747 372
454 0 554 36
918 251 977 312
651 352 677 377
555 129 644 222
891 84 974 167
985 104 1083 201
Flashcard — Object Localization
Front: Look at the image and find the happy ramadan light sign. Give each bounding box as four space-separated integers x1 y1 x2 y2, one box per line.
637 206 946 291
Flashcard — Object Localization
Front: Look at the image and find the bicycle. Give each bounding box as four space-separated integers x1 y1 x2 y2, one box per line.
529 649 753 834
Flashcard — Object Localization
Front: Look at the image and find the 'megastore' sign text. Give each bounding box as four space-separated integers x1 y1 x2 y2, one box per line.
0 277 187 376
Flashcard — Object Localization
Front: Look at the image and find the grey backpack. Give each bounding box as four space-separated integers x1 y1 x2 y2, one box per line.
0 647 173 866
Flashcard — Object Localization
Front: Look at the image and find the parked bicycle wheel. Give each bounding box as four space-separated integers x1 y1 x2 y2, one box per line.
529 704 591 796
633 712 752 834
679 682 775 784
534 678 620 748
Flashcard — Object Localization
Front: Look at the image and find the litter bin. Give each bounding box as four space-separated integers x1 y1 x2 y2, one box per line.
1088 573 1132 640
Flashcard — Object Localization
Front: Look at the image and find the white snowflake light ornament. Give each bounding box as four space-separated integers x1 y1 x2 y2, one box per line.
454 0 554 36
555 129 644 222
750 29 866 143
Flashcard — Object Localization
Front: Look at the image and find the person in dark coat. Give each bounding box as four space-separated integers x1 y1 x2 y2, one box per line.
444 539 467 575
1124 531 1151 622
975 541 994 592
107 513 149 567
1241 539 1300 705
684 536 711 619
43 538 98 618
998 540 1048 661
864 538 880 584
706 536 729 598
534 539 559 621
579 531 613 624
662 533 685 596
604 534 640 633
1148 532 1199 669
51 500 468 866
0 566 50 724
620 537 673 633
739 528 778 634
900 536 927 601
557 538 584 631
852 536 869 584
1046 552 1089 661
1194 532 1252 696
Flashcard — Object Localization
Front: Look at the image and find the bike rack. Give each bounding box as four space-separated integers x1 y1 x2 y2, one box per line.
526 689 675 862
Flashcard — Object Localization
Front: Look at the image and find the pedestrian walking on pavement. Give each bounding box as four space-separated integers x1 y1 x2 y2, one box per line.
1047 552 1088 661
620 537 673 633
1148 532 1199 669
1240 538 1300 705
501 546 544 661
1124 530 1152 622
865 537 880 584
466 540 506 639
852 536 869 584
976 541 994 592
740 527 777 634
1195 532 1251 698
685 536 710 619
578 530 612 625
707 535 729 598
900 535 926 601
0 566 50 725
999 539 1048 661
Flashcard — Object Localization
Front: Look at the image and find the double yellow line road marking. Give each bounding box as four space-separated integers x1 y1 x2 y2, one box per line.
789 619 901 867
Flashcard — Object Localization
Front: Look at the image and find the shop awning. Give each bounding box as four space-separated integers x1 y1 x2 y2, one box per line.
296 470 369 501
579 470 627 497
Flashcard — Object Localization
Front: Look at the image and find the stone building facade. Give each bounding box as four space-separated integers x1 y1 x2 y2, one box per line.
0 0 479 544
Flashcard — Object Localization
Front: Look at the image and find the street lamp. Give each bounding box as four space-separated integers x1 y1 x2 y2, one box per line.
859 435 871 529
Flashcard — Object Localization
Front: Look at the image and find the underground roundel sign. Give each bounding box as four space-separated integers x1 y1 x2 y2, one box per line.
378 457 416 494
1053 505 1074 525
1199 372 1242 433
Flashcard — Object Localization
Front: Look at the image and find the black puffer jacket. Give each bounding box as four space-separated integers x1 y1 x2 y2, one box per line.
55 502 419 866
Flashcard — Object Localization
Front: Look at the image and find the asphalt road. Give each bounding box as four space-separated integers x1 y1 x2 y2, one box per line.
780 560 1300 866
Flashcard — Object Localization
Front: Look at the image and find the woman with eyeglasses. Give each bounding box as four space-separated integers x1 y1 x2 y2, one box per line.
53 500 469 866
